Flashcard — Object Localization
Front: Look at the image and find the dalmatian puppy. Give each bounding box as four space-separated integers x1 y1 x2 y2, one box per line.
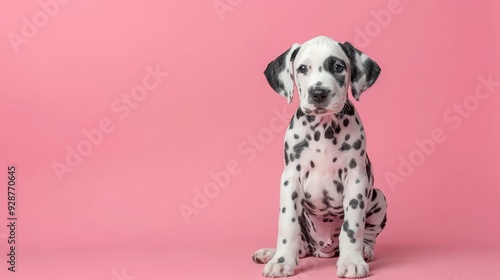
252 36 387 278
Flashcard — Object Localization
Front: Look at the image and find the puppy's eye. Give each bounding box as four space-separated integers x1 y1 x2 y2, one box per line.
333 63 344 72
298 65 308 74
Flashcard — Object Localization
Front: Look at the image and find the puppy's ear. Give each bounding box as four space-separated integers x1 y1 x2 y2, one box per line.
264 43 301 103
339 42 381 101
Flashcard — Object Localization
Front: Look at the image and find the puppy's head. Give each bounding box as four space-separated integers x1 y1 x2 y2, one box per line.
264 36 381 115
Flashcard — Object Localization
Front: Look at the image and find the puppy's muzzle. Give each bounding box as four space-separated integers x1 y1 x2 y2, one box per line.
309 87 333 105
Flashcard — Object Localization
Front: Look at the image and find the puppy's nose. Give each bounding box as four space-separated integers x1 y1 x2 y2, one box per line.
311 88 330 103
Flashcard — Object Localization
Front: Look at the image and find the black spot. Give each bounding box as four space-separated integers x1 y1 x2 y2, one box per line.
334 180 343 193
360 200 365 209
318 66 323 72
371 188 378 201
310 161 315 168
340 142 351 151
311 122 320 130
277 256 285 263
349 158 357 169
356 223 359 227
357 194 362 199
334 124 341 134
304 192 311 199
292 217 296 222
282 207 286 213
306 115 315 123
349 199 359 209
323 56 346 87
353 139 362 150
284 150 289 165
305 171 309 178
342 220 349 231
337 100 355 118
302 121 307 126
296 164 301 171
325 126 334 139
319 241 324 246
314 131 321 141
360 134 365 140
293 139 309 159
355 117 360 125
342 220 355 239
284 180 289 186
343 119 349 127
345 134 351 141
332 137 337 145
282 239 287 244
285 141 289 150
296 108 305 119
355 179 360 184
366 155 373 181
333 157 337 163
294 134 299 139
290 153 295 162
360 150 365 156
306 134 312 141
292 191 298 200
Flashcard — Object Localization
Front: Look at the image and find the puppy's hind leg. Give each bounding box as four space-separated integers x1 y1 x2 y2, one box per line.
252 235 309 264
362 188 387 261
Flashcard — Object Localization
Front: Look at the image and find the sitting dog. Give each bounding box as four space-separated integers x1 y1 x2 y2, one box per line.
252 36 388 278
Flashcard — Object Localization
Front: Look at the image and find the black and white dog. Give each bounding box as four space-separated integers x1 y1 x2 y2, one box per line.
252 36 387 278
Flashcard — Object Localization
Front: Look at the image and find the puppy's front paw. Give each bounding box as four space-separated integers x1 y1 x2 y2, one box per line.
262 255 296 277
336 253 369 278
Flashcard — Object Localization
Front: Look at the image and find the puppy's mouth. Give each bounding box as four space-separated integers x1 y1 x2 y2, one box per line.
304 107 328 114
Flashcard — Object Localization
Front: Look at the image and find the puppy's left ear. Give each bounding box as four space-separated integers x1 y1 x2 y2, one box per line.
339 42 381 101
264 43 301 103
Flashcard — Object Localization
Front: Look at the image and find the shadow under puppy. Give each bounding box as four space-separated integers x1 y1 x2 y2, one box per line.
252 36 388 279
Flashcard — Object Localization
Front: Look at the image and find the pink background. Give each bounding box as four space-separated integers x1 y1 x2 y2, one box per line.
0 0 499 279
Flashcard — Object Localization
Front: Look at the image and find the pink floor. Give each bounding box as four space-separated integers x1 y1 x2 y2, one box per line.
1 244 498 280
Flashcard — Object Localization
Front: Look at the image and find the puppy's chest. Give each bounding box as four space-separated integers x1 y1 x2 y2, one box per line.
285 114 366 215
